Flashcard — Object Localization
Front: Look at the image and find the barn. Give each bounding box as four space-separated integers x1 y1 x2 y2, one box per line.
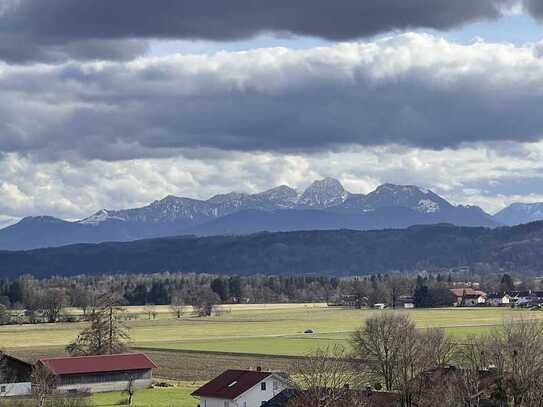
0 352 32 397
37 352 158 393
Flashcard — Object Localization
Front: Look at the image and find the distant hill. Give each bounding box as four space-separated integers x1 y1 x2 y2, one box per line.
1 221 542 278
0 178 498 250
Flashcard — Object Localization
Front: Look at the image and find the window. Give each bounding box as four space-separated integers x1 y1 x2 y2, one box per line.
224 401 229 407
273 381 279 391
261 382 267 391
0 385 6 393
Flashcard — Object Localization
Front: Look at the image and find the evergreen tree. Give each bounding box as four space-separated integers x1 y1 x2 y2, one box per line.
66 293 130 356
210 278 229 302
499 274 515 293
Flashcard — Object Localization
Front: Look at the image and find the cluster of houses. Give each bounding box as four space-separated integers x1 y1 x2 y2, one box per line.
0 348 527 406
362 288 543 310
450 288 543 308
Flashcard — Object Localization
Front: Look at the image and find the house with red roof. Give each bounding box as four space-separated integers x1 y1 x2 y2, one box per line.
37 352 158 394
192 368 289 407
450 288 487 307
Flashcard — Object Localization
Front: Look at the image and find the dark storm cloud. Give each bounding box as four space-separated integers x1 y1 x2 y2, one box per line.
1 35 543 160
0 0 517 63
524 0 543 18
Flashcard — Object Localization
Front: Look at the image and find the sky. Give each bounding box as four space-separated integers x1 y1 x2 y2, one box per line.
1 0 543 227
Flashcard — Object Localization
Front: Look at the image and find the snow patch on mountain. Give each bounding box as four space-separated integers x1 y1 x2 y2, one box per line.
298 178 349 208
417 199 440 213
79 209 126 225
494 202 543 226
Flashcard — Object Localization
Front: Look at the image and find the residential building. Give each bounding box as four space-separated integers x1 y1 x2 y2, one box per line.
0 352 32 397
450 288 486 307
192 368 289 407
396 295 415 309
486 293 512 307
37 352 157 393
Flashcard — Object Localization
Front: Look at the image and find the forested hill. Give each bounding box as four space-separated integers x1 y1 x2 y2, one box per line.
1 221 543 278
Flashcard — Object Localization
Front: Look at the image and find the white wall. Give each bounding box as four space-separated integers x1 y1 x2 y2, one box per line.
0 382 32 397
57 378 152 394
198 376 287 407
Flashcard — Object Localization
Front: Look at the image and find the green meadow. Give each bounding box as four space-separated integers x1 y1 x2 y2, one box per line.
91 384 199 407
1 306 538 356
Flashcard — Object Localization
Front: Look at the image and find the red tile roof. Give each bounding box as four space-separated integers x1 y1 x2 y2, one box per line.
192 370 272 400
38 353 158 375
450 288 486 297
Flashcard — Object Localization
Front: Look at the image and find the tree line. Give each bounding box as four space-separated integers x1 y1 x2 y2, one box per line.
0 271 539 323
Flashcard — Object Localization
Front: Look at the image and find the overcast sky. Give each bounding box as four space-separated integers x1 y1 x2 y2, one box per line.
1 0 543 227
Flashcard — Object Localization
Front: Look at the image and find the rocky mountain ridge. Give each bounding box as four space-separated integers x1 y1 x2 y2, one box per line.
0 178 501 250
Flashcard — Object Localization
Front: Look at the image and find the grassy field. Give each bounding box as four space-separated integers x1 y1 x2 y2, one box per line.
92 383 199 407
2 307 538 352
4 306 541 406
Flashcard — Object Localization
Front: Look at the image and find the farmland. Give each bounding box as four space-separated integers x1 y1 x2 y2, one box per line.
3 305 541 362
2 305 542 406
2 306 539 351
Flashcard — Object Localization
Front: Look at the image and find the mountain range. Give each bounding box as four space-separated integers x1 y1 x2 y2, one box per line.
1 221 543 278
0 177 540 251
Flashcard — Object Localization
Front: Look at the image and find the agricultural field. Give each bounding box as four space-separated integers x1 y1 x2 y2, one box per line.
3 305 542 406
2 305 539 352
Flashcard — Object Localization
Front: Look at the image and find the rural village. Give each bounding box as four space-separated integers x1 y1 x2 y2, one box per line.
2 0 543 406
0 272 542 406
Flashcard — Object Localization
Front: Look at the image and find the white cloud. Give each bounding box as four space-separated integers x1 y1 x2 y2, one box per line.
2 141 543 224
1 34 543 223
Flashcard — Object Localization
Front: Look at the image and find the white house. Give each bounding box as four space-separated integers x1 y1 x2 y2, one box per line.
486 293 512 307
0 353 32 397
192 369 289 407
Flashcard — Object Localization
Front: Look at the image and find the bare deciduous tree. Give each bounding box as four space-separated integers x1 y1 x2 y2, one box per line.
32 363 56 407
485 318 543 407
288 345 367 407
170 290 184 319
352 313 457 407
125 377 136 406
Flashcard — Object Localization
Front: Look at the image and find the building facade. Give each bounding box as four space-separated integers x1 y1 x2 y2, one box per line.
38 353 157 393
0 353 32 397
192 369 289 407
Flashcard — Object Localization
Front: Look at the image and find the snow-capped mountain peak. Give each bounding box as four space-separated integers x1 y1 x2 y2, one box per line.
255 185 299 208
79 209 126 225
364 183 449 213
298 178 349 208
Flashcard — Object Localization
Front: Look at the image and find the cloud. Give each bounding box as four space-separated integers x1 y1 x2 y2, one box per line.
524 0 543 19
1 34 543 160
535 40 543 58
0 0 519 63
2 141 543 224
